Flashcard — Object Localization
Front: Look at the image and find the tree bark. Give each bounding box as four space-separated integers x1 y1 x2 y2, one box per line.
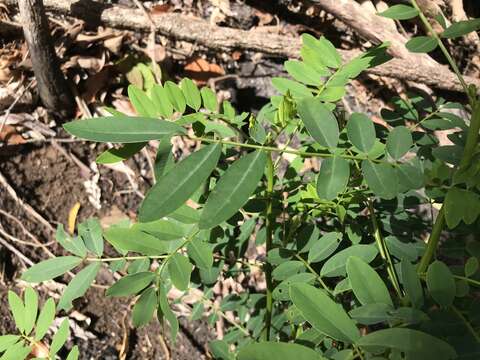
17 0 75 118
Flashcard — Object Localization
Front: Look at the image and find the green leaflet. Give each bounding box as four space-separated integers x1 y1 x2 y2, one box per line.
128 84 157 117
66 346 80 360
297 97 339 148
50 318 70 356
444 187 480 228
55 224 87 259
168 253 193 291
199 150 267 229
356 328 457 360
400 261 424 309
8 291 24 333
132 219 187 240
22 256 82 283
290 283 360 343
63 117 184 143
284 60 324 86
308 232 342 263
0 335 21 352
23 288 38 336
151 84 174 118
154 136 174 181
347 113 376 153
321 244 378 277
362 160 399 199
187 238 213 270
132 287 157 327
426 260 456 308
349 303 393 325
346 256 393 306
272 261 306 281
301 34 342 68
58 262 101 311
406 36 438 53
200 87 218 112
442 18 480 38
158 284 179 343
316 157 350 200
106 272 156 297
164 81 186 113
180 78 202 111
139 143 222 222
96 142 146 164
238 342 326 360
272 77 313 99
78 218 103 257
104 227 172 255
386 126 412 159
378 5 419 20
0 341 31 360
35 298 55 341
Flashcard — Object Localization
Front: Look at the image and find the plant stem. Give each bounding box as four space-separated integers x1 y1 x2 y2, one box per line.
188 136 390 164
451 305 480 343
87 255 168 262
262 153 275 341
417 206 445 274
368 200 403 299
294 254 332 295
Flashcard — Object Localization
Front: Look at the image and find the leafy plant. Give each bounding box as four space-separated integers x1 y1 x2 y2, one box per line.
15 1 480 358
1 288 78 359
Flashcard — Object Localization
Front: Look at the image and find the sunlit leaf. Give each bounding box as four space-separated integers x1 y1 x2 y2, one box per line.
22 256 82 283
316 157 350 200
58 262 101 311
298 97 339 148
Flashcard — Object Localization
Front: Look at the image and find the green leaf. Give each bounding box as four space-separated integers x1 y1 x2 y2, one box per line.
386 126 412 160
284 60 323 86
272 261 305 281
199 150 267 229
321 244 378 277
238 341 326 360
346 256 393 306
0 335 21 352
385 236 418 262
465 257 479 277
58 262 101 311
442 18 480 38
356 328 457 360
139 143 222 222
132 287 157 327
151 84 174 118
107 272 156 297
8 291 25 333
22 256 82 283
362 161 398 199
35 298 55 341
78 218 103 257
209 339 233 360
187 238 213 270
158 284 179 343
164 81 186 113
168 253 193 291
272 77 313 99
308 232 342 263
396 160 424 190
66 346 80 360
378 5 419 20
56 224 87 257
426 260 456 308
0 341 31 360
49 318 69 356
274 273 315 301
347 113 376 153
302 34 342 68
349 303 392 325
154 136 174 180
290 283 360 343
180 78 202 111
63 117 184 143
128 85 157 117
200 87 218 112
23 288 38 336
444 188 480 228
96 142 146 164
316 157 350 200
132 219 187 240
104 227 172 255
406 36 438 53
169 205 201 224
317 86 346 102
298 98 339 148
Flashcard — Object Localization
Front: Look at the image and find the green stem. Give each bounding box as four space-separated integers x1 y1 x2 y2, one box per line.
188 136 389 163
368 200 403 299
417 206 445 274
263 153 275 341
451 305 480 343
459 102 480 170
87 255 168 262
294 254 332 295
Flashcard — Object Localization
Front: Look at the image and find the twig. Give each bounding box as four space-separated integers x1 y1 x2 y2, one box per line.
0 235 34 267
0 78 35 136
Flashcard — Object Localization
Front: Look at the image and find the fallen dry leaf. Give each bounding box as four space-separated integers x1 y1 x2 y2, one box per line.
0 124 25 145
184 57 225 84
150 3 173 15
104 34 124 55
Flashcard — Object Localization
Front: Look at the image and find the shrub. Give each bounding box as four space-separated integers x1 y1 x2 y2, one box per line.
10 2 480 359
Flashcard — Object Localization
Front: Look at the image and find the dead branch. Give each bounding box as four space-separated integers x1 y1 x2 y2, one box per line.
5 0 480 92
17 0 75 117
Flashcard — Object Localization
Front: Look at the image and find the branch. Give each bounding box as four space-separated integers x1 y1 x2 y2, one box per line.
6 0 480 92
